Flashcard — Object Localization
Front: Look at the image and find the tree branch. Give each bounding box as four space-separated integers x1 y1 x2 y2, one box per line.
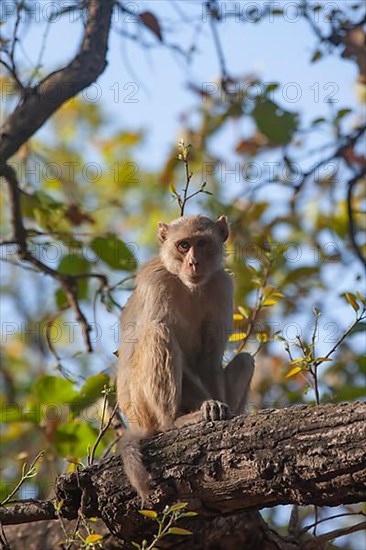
2 403 364 548
0 163 109 352
52 403 366 544
0 500 56 525
346 168 366 268
0 0 115 163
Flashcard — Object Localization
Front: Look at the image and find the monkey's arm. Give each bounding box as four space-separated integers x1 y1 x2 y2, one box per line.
196 270 234 401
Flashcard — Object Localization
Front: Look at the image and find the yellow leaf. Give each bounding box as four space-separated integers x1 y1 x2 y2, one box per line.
256 332 269 343
85 534 103 544
344 292 360 312
238 306 250 318
289 358 304 365
233 313 244 321
229 332 247 342
356 291 366 305
139 510 158 519
315 357 332 363
262 299 277 307
286 366 303 378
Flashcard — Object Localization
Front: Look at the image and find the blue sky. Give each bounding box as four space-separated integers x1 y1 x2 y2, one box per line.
2 1 364 368
10 0 361 169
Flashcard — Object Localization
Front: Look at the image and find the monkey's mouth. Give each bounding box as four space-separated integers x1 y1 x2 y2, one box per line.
187 273 206 285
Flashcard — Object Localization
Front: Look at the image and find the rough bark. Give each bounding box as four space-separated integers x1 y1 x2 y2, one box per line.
0 0 115 163
2 403 365 549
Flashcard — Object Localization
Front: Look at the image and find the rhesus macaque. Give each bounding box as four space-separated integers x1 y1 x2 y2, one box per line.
117 215 254 501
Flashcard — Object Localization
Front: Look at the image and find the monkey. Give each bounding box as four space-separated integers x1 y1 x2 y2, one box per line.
116 215 254 502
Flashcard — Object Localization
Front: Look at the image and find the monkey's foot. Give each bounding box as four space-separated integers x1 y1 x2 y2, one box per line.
201 400 232 421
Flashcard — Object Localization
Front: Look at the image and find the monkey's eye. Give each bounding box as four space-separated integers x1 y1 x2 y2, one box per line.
177 240 190 252
196 239 207 248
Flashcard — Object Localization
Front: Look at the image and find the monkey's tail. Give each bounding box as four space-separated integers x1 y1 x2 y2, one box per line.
120 429 151 505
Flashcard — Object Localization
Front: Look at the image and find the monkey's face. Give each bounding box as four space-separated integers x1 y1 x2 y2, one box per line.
158 215 229 290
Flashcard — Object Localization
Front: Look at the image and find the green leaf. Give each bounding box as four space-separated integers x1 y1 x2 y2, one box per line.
335 108 352 122
311 117 326 126
91 236 137 271
58 254 91 276
34 375 77 405
167 527 193 536
168 502 188 512
285 266 319 284
253 99 298 145
55 422 98 457
70 373 110 416
57 254 91 301
0 404 25 423
265 82 280 93
311 49 322 63
55 288 68 309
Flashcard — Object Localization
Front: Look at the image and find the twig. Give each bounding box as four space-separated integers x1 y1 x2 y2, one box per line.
174 140 210 216
0 451 44 507
313 305 366 368
301 510 366 534
308 521 366 544
207 2 228 84
236 260 271 352
0 163 105 352
88 398 119 466
346 168 366 268
293 123 366 194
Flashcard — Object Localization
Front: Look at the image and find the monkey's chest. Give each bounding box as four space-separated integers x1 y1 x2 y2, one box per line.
173 307 208 360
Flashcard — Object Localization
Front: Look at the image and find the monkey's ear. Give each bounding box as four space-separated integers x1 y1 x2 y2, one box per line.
158 222 169 243
216 216 229 242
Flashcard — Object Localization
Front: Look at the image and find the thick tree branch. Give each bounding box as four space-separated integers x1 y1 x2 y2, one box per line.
2 403 364 548
0 0 115 163
50 403 366 544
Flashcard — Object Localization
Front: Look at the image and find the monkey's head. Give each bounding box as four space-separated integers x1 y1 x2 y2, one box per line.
158 215 229 289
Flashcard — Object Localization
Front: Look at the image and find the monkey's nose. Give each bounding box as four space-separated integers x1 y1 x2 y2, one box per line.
189 259 199 271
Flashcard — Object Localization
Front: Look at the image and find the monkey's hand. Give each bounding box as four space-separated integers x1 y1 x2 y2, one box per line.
201 400 232 421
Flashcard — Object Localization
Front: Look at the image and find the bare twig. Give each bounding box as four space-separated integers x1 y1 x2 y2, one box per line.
173 140 209 216
301 510 366 534
306 520 366 545
88 396 119 466
0 451 44 507
1 163 107 352
293 123 366 194
346 168 366 268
